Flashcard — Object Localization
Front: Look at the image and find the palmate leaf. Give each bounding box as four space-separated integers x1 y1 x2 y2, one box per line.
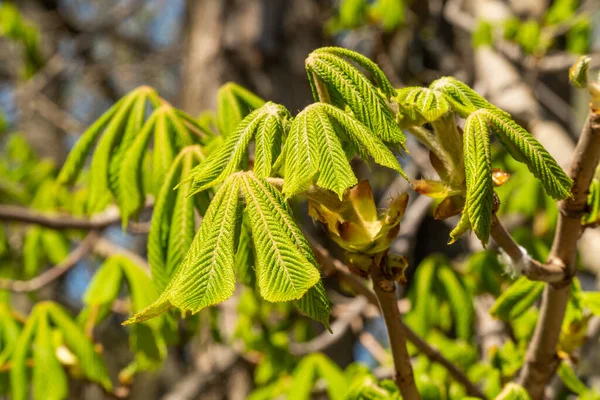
306 47 405 144
429 76 505 118
450 111 493 244
126 172 328 326
482 109 573 200
126 175 243 322
188 102 290 195
10 302 111 400
241 174 320 302
217 82 266 137
395 87 450 123
282 103 405 198
242 173 329 324
149 146 206 292
57 86 208 222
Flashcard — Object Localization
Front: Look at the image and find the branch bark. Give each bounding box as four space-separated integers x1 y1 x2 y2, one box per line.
490 215 565 283
0 232 99 292
518 110 600 399
370 263 420 399
0 201 152 230
307 236 488 399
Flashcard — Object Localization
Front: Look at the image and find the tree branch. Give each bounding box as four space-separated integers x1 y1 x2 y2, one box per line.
490 214 565 283
370 262 421 399
307 235 488 399
0 201 152 230
0 232 99 292
518 110 600 399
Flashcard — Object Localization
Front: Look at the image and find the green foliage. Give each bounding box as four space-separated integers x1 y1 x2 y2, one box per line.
126 172 329 327
149 146 208 292
325 0 405 33
496 383 532 399
58 87 210 220
395 87 450 124
188 102 290 194
0 3 43 77
217 82 266 137
473 21 494 48
490 277 544 321
406 255 473 340
282 102 405 198
306 47 405 144
8 302 110 400
287 353 347 400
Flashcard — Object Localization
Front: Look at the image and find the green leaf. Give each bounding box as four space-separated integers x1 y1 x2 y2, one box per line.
558 361 588 395
395 87 450 123
409 256 438 335
235 213 256 288
46 302 111 390
296 281 331 330
33 311 68 400
288 353 347 400
463 111 493 244
83 257 124 306
119 109 160 224
430 76 505 118
282 103 405 198
23 226 43 278
149 146 204 292
87 91 141 213
483 109 573 200
496 383 532 400
306 47 405 144
126 175 243 323
108 92 148 204
40 230 69 265
189 102 290 194
57 95 126 185
582 292 600 316
151 109 178 195
490 277 544 321
10 306 40 400
438 265 472 340
313 47 396 98
217 82 266 137
242 173 320 302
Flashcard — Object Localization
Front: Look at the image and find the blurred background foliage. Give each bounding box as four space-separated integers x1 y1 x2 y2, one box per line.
0 0 599 399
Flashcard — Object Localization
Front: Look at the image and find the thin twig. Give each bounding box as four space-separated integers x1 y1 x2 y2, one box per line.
518 110 600 399
490 215 565 283
307 235 488 399
0 200 153 230
0 232 99 292
370 263 420 399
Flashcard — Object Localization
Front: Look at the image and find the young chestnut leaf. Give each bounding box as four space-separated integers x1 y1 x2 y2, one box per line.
217 82 266 137
282 102 406 199
306 47 406 144
188 102 290 195
395 87 450 124
429 76 507 118
149 146 207 292
125 172 328 327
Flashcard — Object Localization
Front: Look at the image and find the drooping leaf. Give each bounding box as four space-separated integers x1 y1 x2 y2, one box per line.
282 103 405 198
10 305 40 400
462 111 493 244
438 265 472 340
490 277 544 321
149 146 205 292
126 175 243 323
188 102 290 194
82 257 124 307
241 174 320 302
33 311 68 400
306 47 405 144
483 109 573 200
46 303 112 390
217 82 266 137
